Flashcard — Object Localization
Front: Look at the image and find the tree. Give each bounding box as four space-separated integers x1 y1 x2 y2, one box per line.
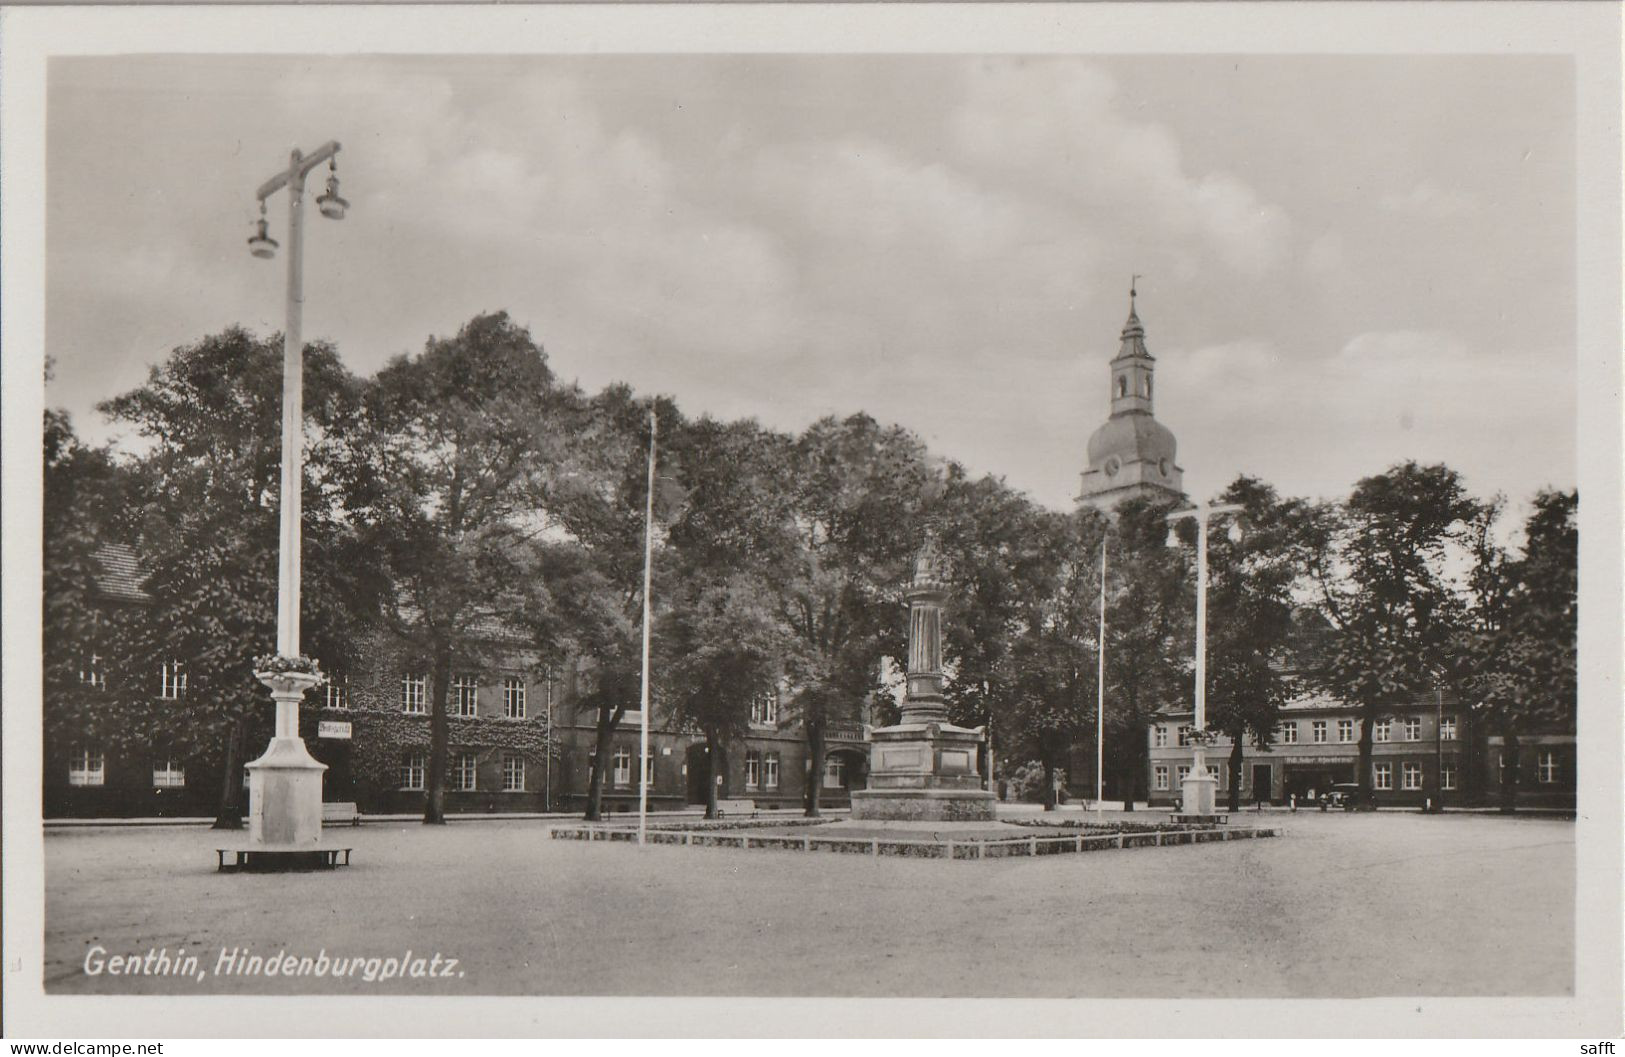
1101 495 1192 811
779 415 936 816
527 385 689 822
1309 462 1483 809
84 327 373 829
348 312 563 824
936 469 1076 790
660 573 788 818
1457 490 1577 812
1200 477 1308 812
42 411 142 776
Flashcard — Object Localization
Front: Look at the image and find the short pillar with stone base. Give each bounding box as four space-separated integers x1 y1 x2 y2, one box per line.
1173 746 1224 824
1179 769 1219 817
850 531 997 823
220 669 348 871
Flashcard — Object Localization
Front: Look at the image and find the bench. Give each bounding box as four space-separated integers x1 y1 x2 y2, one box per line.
217 845 352 872
715 798 757 818
322 801 361 826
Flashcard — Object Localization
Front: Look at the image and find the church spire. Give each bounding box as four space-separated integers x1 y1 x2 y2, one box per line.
1116 277 1151 362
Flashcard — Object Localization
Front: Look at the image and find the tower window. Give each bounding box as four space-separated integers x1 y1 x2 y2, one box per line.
1117 375 1127 398
1143 375 1152 398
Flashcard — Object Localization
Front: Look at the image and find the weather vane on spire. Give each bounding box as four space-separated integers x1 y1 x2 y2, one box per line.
1131 273 1142 300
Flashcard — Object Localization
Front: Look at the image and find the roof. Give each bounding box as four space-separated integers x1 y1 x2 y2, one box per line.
92 542 150 603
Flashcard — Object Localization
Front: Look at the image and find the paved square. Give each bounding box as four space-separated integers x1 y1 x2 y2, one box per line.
44 810 1572 997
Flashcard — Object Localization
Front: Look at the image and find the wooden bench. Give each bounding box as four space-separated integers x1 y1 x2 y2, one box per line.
322 801 361 826
217 845 352 872
715 798 757 818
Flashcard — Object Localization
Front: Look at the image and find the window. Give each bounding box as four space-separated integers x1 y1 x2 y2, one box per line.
612 748 632 786
80 654 107 690
1404 717 1422 742
69 747 105 787
402 675 426 714
1177 726 1192 747
750 690 779 726
503 677 526 719
745 751 761 789
1440 716 1457 741
1374 719 1391 743
1176 765 1190 786
1338 719 1355 743
1153 765 1170 791
1117 375 1128 398
401 754 425 791
1152 726 1168 748
153 759 186 788
1373 762 1393 790
1143 375 1153 399
1440 763 1457 791
1278 722 1298 745
1312 720 1327 744
764 753 780 790
502 755 525 792
454 752 477 791
160 660 187 699
824 756 846 788
644 750 656 788
1402 762 1423 790
453 675 478 718
325 675 348 709
1537 751 1559 784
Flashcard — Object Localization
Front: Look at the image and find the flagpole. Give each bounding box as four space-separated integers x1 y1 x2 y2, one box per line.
637 408 658 847
1096 537 1108 820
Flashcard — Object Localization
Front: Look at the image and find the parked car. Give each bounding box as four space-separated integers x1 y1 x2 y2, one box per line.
1318 784 1361 811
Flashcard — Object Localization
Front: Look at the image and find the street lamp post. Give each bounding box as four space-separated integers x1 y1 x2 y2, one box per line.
1095 534 1109 821
242 142 348 854
1166 500 1244 819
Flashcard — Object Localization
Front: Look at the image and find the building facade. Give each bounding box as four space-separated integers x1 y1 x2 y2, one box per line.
45 543 871 819
1145 689 1575 811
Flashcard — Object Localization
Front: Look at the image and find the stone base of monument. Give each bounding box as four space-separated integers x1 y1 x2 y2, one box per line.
849 721 998 822
226 735 338 872
1179 770 1220 819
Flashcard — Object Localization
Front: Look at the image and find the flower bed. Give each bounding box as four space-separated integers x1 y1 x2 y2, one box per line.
548 820 1278 860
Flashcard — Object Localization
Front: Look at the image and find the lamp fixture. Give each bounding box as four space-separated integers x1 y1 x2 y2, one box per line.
316 157 348 220
247 201 278 259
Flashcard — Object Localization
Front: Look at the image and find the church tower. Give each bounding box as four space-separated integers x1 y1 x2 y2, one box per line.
1076 285 1185 511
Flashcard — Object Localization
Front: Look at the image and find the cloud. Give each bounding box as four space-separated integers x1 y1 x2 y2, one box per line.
1381 181 1481 218
946 59 1292 277
1305 230 1344 275
1155 328 1571 503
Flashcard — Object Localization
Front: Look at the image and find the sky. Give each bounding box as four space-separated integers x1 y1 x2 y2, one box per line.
45 53 1576 514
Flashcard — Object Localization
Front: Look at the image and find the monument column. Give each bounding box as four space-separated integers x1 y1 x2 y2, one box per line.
850 532 998 822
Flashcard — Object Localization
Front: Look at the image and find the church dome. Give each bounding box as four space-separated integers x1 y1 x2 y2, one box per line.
1086 411 1178 469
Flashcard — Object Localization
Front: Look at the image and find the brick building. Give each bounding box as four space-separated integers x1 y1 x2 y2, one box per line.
45 543 872 818
1144 688 1575 810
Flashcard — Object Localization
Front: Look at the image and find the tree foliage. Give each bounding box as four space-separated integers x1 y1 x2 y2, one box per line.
347 311 563 823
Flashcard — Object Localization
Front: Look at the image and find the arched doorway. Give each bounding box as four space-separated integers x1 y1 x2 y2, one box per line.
821 747 868 804
685 743 729 805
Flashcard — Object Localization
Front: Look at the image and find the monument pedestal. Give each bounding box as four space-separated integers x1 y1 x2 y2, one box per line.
247 735 327 845
850 724 997 822
852 530 998 823
1179 769 1219 819
222 669 340 871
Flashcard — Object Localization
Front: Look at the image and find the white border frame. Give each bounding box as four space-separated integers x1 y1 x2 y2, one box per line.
2 1 1619 1039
